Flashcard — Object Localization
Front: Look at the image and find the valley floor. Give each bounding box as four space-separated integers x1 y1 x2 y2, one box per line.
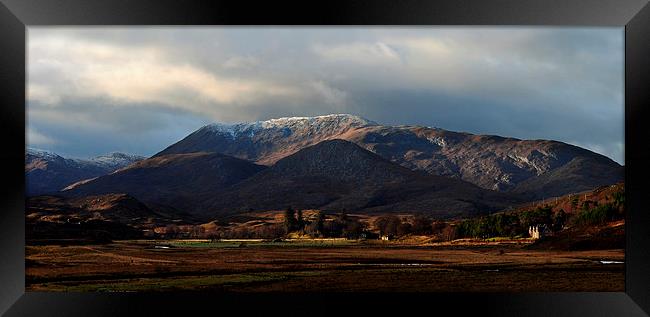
26 240 624 292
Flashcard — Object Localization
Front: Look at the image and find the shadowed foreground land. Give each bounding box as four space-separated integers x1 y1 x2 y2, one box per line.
26 240 624 292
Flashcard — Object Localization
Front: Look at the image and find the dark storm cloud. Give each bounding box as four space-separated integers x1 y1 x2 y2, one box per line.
27 27 623 163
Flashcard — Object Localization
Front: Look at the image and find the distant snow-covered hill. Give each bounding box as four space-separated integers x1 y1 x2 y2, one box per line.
26 148 145 196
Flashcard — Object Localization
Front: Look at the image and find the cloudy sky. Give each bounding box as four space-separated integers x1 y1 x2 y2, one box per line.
27 27 624 164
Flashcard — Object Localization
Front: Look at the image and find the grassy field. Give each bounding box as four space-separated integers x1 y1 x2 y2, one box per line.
161 238 359 248
26 239 624 292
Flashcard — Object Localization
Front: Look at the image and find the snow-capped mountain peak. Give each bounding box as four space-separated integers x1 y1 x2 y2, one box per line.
26 148 146 196
27 147 63 160
205 114 376 139
27 147 144 169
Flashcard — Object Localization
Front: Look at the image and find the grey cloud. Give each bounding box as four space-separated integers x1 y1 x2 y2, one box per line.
27 98 211 158
348 89 624 164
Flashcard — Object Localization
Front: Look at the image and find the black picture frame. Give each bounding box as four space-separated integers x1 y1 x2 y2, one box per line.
1 0 649 316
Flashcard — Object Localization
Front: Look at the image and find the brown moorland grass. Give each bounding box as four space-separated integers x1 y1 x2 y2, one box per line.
26 240 624 292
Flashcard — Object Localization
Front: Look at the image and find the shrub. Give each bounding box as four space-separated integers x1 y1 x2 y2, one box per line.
283 206 297 234
411 216 433 235
305 211 325 237
457 211 529 239
573 203 618 226
552 209 567 231
397 222 412 236
570 195 579 210
374 215 401 236
612 191 625 208
519 206 552 228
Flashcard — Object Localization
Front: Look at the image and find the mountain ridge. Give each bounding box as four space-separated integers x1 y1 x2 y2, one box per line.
26 148 145 196
154 114 623 199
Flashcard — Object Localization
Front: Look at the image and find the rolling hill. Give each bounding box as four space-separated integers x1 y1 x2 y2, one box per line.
62 152 267 215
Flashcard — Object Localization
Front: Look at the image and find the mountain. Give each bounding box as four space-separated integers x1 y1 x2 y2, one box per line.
509 156 624 200
155 114 377 165
203 139 522 218
62 152 267 214
347 125 624 199
26 148 145 196
156 114 623 199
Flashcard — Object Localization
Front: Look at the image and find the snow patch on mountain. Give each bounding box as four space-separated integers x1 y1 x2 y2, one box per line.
88 152 146 169
427 136 447 147
207 122 262 139
27 147 145 170
506 153 549 175
205 114 377 139
27 148 63 161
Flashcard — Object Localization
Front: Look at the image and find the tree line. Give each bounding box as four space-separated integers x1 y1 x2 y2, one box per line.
455 193 625 239
283 207 367 239
151 189 625 240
